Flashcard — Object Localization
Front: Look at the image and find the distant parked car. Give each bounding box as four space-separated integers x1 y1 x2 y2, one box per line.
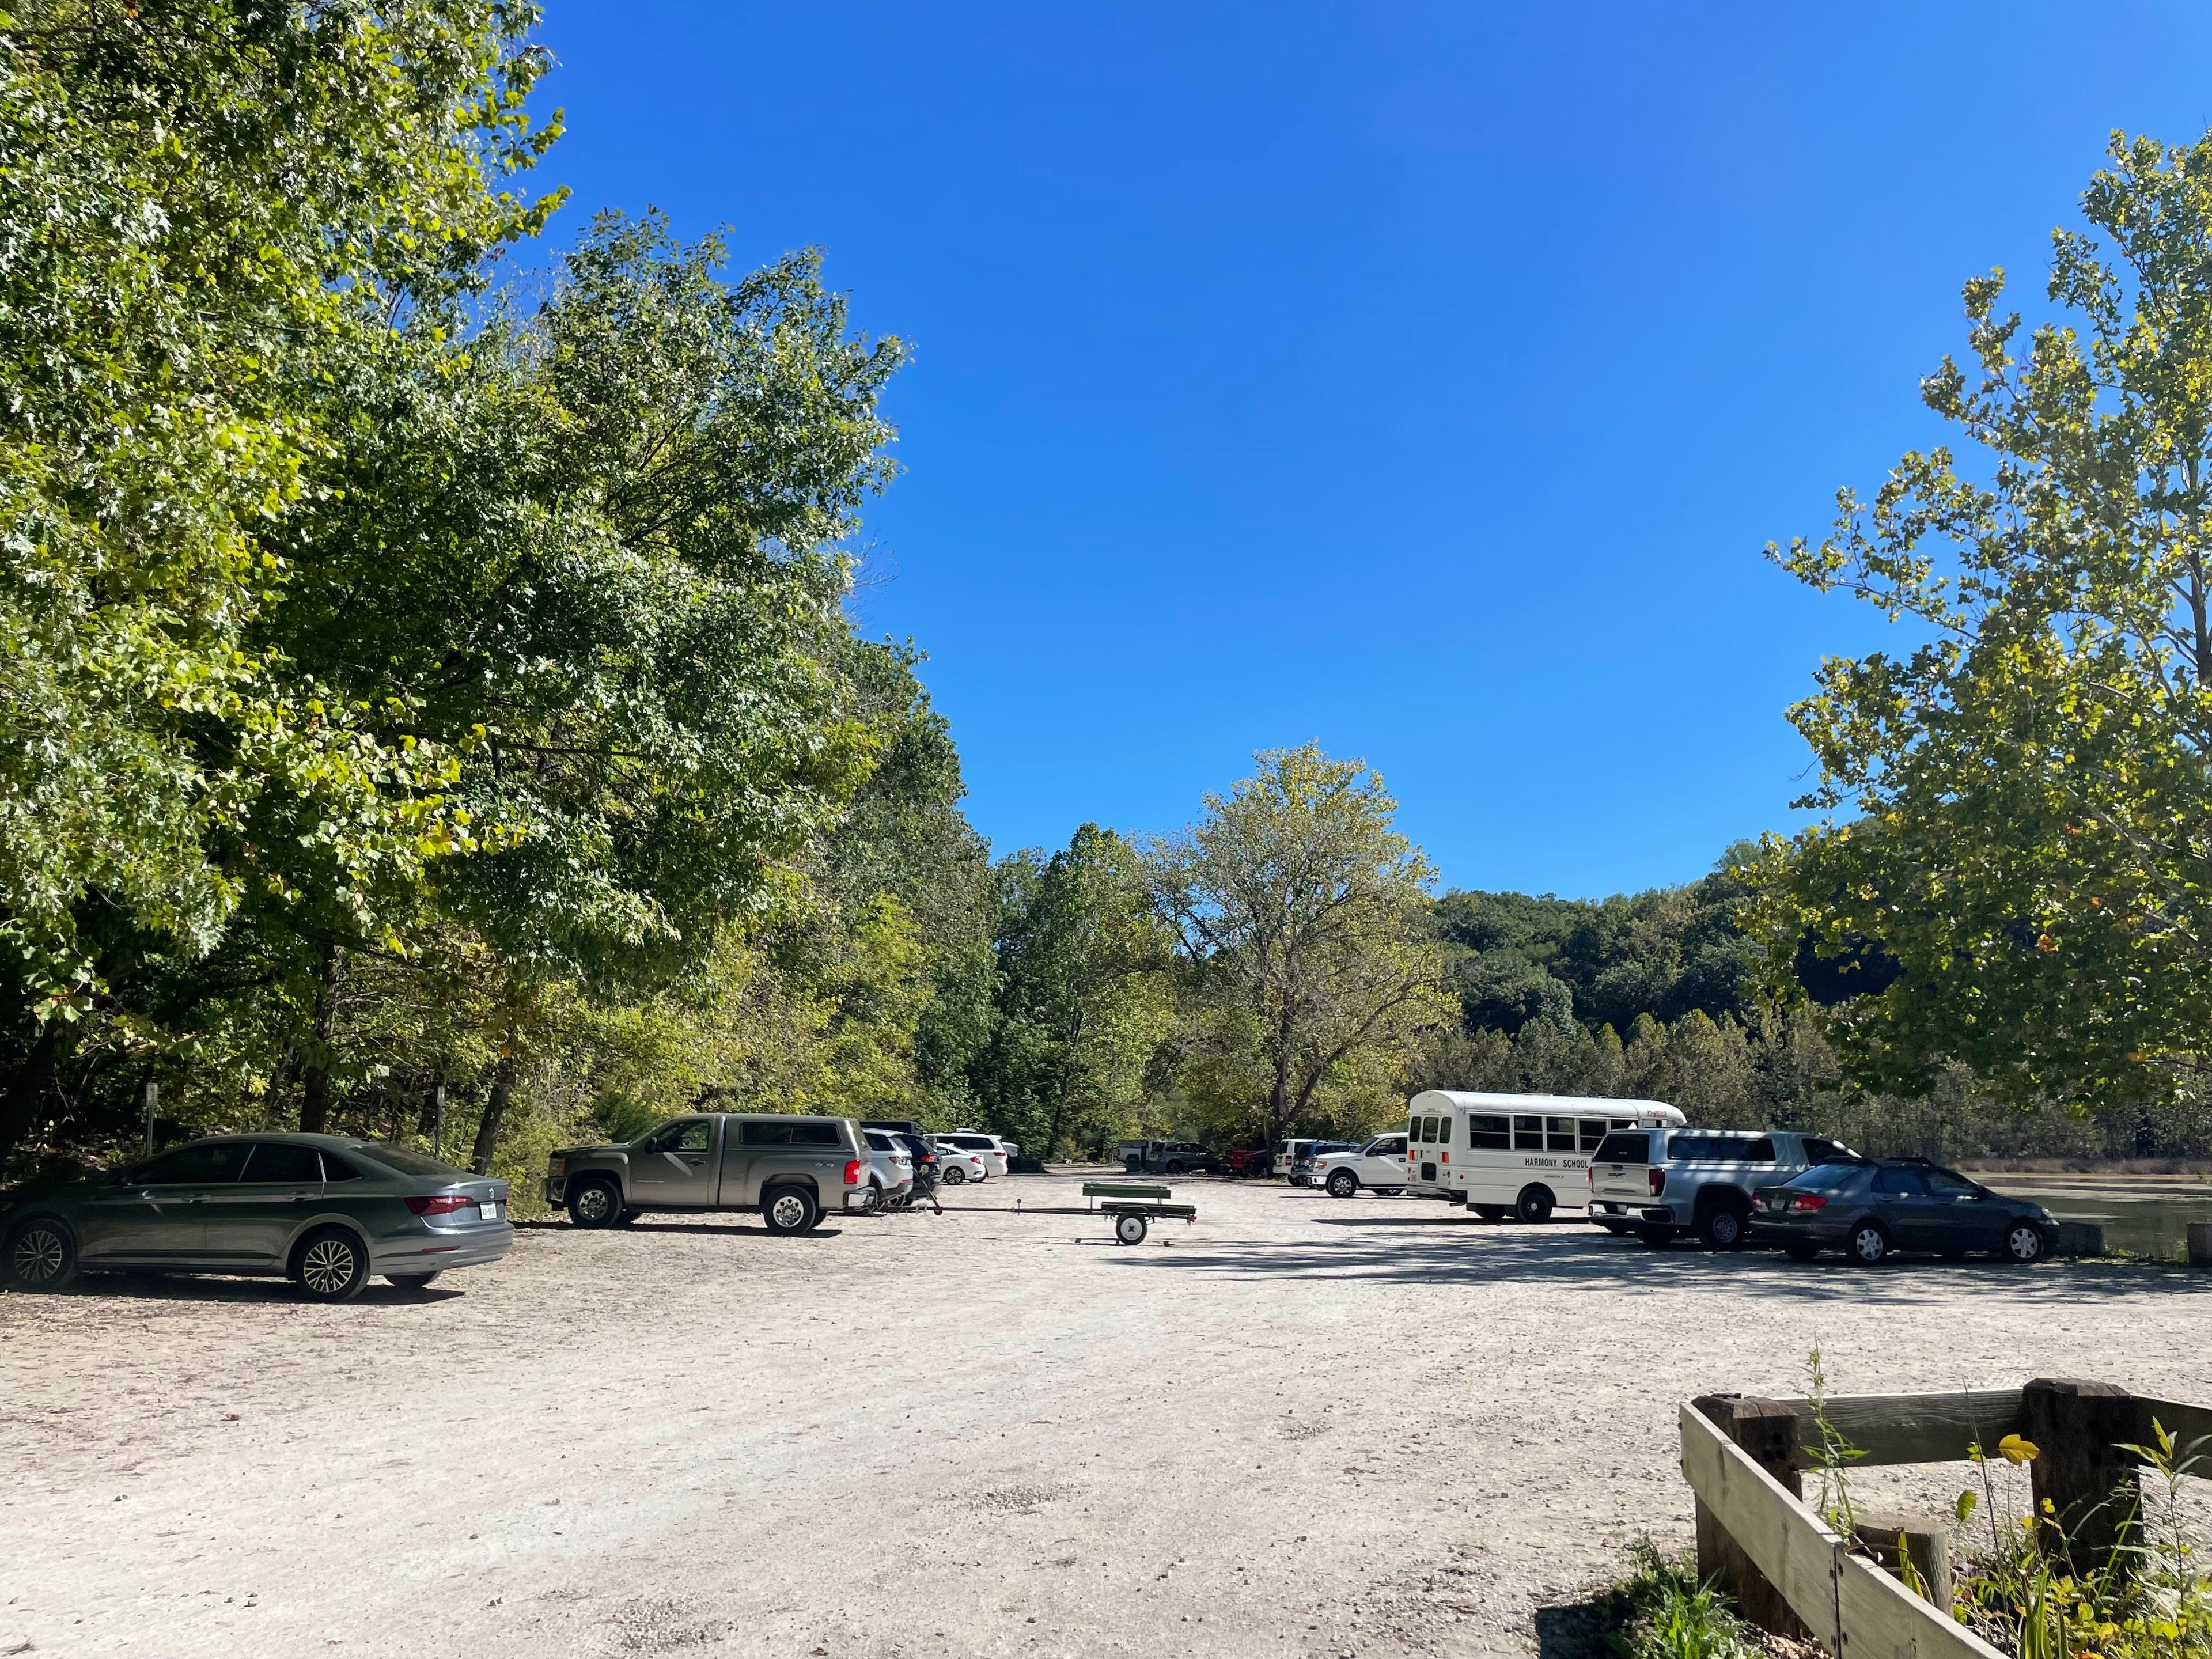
860 1131 914 1210
548 1113 870 1234
1312 1135 1410 1198
1224 1147 1271 1177
1586 1127 1859 1248
1120 1139 1217 1175
932 1132 1007 1178
1272 1139 1317 1179
935 1145 988 1185
1288 1141 1360 1187
2 1134 513 1301
1755 1159 2057 1266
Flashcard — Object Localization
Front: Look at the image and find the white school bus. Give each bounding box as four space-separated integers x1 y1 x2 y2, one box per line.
1403 1089 1686 1222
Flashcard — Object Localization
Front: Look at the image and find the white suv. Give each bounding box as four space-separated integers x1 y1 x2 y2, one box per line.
932 1132 1006 1179
1312 1135 1410 1198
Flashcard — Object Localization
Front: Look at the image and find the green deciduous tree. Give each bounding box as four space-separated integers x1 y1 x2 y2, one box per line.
1153 744 1453 1147
974 825 1174 1158
1764 130 2212 1111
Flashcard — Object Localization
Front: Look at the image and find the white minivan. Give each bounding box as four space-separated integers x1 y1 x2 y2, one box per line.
1403 1090 1687 1222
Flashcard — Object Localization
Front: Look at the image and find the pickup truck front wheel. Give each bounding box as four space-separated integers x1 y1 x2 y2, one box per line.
567 1177 623 1229
763 1186 819 1235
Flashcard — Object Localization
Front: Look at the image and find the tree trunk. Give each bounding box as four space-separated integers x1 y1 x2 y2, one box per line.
297 940 342 1135
471 1044 517 1175
0 1017 66 1162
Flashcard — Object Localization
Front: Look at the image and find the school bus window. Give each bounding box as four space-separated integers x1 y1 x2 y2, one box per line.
1513 1115 1544 1149
1546 1116 1577 1151
1467 1115 1510 1150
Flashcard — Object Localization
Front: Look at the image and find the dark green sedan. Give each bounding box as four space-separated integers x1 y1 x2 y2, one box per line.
1 1134 513 1301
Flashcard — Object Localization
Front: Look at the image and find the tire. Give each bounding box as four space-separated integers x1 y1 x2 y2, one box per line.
1115 1212 1149 1245
1639 1227 1673 1248
1514 1185 1554 1224
1474 1205 1510 1222
386 1272 442 1293
292 1227 369 1303
567 1177 623 1229
1164 1161 1185 1175
2004 1224 2048 1264
1600 1224 1634 1237
942 1165 967 1185
762 1186 817 1236
1697 1205 1747 1251
1123 1158 1142 1175
1326 1169 1359 1199
1848 1221 1891 1266
857 1183 882 1215
1784 1243 1822 1262
7 1217 77 1292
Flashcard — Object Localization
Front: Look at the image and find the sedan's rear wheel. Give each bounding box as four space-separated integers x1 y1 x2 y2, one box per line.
1514 1185 1554 1224
7 1218 75 1291
2004 1224 2047 1264
292 1227 369 1302
1783 1242 1822 1262
1848 1222 1891 1266
567 1178 622 1229
762 1186 817 1236
387 1272 442 1293
1326 1169 1359 1199
857 1183 882 1215
942 1165 967 1185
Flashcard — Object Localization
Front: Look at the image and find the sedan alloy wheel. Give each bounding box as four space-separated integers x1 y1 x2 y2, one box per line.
8 1220 74 1290
2005 1224 2047 1264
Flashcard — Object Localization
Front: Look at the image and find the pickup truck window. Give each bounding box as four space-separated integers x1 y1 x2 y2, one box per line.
1803 1137 1851 1164
647 1119 713 1153
1741 1138 1777 1162
742 1120 842 1147
1592 1131 1649 1164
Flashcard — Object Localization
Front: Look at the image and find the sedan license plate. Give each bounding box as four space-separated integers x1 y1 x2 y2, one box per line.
479 1201 499 1220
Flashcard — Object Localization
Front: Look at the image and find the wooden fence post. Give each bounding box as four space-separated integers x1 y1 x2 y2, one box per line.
1851 1512 1953 1611
2021 1378 2138 1570
1692 1394 1809 1640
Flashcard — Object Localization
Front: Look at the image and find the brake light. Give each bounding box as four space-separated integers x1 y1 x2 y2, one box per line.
406 1194 474 1216
1588 1166 1594 1188
843 1160 861 1186
1789 1194 1828 1213
1648 1168 1665 1196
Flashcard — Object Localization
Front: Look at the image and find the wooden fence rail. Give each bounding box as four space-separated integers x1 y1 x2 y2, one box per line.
1680 1382 2212 1658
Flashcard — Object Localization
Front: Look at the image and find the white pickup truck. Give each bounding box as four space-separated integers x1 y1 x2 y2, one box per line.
1310 1134 1410 1197
1586 1127 1859 1248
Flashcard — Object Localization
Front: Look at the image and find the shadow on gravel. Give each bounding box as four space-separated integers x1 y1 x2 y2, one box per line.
1119 1217 2212 1303
33 1274 464 1306
1532 1596 1615 1659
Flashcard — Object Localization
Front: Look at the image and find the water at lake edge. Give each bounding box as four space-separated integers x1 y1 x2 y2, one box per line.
1979 1175 2212 1260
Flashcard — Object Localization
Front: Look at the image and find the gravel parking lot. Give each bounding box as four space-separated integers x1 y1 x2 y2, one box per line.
5 1172 2210 1658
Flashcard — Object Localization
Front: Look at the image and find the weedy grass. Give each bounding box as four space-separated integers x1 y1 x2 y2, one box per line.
1594 1537 1765 1659
1953 1421 2212 1659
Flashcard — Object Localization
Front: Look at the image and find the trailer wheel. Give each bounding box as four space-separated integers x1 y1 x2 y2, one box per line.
1115 1212 1149 1245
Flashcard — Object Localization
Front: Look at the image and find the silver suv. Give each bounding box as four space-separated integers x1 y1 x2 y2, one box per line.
1586 1127 1858 1249
547 1113 869 1234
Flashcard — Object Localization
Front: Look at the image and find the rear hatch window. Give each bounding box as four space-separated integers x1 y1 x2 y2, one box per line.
1592 1131 1650 1164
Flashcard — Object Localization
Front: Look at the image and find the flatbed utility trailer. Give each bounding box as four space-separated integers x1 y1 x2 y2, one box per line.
953 1180 1197 1243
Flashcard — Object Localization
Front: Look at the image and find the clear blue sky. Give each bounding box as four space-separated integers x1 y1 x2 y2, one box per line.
532 0 2212 898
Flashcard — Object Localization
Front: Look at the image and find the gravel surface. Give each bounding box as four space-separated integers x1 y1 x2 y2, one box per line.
4 1172 2209 1658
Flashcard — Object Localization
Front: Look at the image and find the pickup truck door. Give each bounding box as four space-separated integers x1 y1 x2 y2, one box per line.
628 1117 718 1207
1361 1137 1407 1184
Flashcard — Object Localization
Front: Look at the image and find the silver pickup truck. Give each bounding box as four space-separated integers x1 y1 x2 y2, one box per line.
546 1113 870 1234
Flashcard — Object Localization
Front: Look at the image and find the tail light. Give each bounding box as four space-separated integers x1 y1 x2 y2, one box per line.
843 1160 861 1186
406 1194 474 1216
1648 1168 1665 1196
1588 1166 1595 1188
1788 1194 1828 1213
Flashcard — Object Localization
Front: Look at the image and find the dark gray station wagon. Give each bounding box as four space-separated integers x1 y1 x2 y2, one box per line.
1 1134 513 1301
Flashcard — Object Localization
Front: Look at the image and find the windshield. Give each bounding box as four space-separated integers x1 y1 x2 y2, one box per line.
1783 1161 1866 1192
357 1144 467 1178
